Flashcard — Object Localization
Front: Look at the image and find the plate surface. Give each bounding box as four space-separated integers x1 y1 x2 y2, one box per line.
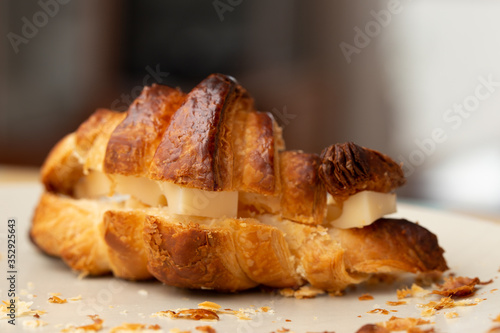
1 184 499 332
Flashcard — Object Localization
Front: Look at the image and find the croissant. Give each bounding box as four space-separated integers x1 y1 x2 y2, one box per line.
31 74 448 292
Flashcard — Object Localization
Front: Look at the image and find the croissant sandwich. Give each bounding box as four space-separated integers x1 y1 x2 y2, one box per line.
31 74 448 292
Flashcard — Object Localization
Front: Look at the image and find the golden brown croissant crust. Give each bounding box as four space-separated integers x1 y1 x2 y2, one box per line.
31 73 447 292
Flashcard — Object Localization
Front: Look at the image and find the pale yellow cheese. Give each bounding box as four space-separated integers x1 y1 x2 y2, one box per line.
112 174 164 207
160 182 238 218
73 171 238 218
328 191 396 229
74 170 112 199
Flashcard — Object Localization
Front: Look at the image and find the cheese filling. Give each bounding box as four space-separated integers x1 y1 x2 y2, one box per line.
74 170 113 199
74 170 238 219
74 172 395 224
160 182 238 218
113 174 165 207
328 191 397 229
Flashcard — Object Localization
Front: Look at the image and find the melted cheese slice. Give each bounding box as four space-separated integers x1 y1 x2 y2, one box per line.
329 191 396 229
160 182 238 218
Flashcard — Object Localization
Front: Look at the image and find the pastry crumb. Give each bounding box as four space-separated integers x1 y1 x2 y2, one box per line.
432 276 481 298
153 309 219 321
397 284 427 299
198 301 221 311
359 294 374 301
260 306 272 313
276 328 290 333
368 308 389 315
279 285 325 299
109 323 161 332
445 312 459 319
1 299 46 319
153 302 273 323
195 325 216 333
23 319 48 328
48 295 67 304
377 316 432 331
419 296 483 312
61 315 103 332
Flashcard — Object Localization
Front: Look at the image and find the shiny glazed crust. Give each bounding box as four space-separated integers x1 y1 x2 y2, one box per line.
31 73 448 292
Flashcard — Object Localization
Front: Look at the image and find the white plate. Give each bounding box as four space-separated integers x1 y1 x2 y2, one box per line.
1 184 499 332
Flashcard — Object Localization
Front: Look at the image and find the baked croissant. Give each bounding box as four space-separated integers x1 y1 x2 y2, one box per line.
31 74 448 292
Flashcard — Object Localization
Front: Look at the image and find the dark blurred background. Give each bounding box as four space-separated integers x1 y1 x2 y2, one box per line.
1 0 500 214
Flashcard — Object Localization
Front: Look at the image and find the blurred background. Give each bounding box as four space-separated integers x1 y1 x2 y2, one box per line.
1 0 500 216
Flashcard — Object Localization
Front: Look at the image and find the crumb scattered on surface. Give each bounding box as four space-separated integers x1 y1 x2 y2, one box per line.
418 296 484 317
23 319 48 328
280 285 325 299
198 302 221 311
109 323 161 332
153 309 219 321
195 325 216 333
61 314 103 332
0 300 46 319
359 294 374 301
397 284 427 299
432 276 480 298
154 302 274 323
445 312 459 319
386 301 407 306
378 316 432 331
368 309 390 315
48 296 67 304
69 295 83 301
493 314 500 322
275 328 290 333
